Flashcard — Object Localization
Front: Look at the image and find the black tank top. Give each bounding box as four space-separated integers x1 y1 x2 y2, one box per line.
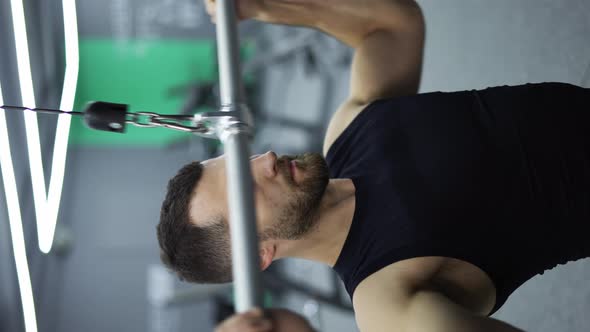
326 83 590 316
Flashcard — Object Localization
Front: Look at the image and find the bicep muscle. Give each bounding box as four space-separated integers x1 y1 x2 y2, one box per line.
349 19 424 106
354 288 524 332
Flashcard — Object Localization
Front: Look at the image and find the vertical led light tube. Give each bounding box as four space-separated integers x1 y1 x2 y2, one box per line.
10 0 46 251
0 85 38 332
10 0 79 254
42 0 79 253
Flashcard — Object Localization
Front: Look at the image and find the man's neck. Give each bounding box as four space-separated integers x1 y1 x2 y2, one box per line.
275 178 357 266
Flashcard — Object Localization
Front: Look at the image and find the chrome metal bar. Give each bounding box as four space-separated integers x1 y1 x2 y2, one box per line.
216 0 245 106
215 0 262 312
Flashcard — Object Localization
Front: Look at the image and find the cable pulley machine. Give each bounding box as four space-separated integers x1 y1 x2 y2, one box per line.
1 0 262 313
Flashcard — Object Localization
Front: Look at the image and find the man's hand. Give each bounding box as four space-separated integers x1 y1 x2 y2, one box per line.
204 0 422 48
204 0 317 26
215 308 272 332
204 0 255 23
215 307 316 332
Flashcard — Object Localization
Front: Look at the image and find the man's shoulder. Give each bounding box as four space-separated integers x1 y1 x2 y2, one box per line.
350 261 420 331
322 92 425 157
352 256 448 306
323 100 371 157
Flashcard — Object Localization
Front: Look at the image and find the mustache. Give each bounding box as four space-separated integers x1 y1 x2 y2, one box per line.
277 153 324 167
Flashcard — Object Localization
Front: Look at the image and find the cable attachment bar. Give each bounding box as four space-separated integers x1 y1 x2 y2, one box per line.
83 101 254 139
193 103 254 141
2 101 254 141
0 105 83 115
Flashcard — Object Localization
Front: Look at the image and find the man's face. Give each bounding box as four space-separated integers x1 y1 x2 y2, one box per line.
189 151 330 241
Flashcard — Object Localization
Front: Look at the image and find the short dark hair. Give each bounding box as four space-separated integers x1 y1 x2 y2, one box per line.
157 161 232 283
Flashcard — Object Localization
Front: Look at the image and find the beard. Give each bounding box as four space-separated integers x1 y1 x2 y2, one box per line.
260 152 330 241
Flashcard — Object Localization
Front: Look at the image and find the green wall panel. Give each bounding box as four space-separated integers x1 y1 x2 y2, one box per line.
71 39 217 147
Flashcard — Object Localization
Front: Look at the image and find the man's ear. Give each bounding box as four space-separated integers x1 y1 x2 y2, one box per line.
259 245 276 271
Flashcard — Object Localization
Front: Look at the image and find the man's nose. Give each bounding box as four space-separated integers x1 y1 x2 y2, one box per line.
250 151 277 178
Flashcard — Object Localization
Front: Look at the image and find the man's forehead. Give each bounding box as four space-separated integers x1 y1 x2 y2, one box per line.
202 154 225 167
189 197 221 227
197 155 224 192
189 156 224 227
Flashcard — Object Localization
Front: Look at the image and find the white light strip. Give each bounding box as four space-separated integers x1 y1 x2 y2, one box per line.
10 0 47 252
0 86 38 332
10 0 79 254
42 0 79 253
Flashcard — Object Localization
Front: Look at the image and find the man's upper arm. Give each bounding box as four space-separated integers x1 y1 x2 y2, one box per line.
354 286 525 332
322 4 424 156
348 2 425 106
